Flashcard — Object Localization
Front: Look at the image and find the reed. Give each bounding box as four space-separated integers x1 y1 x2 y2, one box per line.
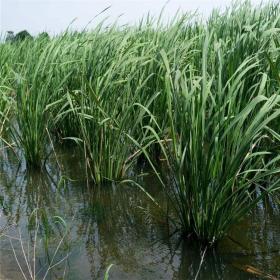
0 1 279 243
141 37 280 243
0 79 13 141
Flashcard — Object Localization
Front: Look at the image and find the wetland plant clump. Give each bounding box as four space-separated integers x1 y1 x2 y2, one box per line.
0 1 280 243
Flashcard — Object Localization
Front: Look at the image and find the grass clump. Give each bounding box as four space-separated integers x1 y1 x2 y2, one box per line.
0 1 280 244
62 81 156 184
148 43 280 243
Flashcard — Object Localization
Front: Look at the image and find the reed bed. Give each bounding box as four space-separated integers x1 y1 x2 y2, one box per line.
0 2 280 243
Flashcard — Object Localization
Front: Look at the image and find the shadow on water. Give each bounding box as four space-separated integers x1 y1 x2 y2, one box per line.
0 147 279 279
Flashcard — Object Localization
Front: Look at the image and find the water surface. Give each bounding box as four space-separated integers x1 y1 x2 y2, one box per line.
0 147 279 279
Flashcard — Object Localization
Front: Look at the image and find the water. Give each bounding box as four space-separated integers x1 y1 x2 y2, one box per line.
0 147 279 279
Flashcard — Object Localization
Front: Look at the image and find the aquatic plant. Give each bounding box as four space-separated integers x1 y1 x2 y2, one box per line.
0 0 279 244
9 38 74 167
0 90 9 137
61 78 157 184
0 80 13 142
142 40 280 243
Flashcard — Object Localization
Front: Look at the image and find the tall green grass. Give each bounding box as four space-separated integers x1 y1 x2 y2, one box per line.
0 1 280 243
0 78 13 141
143 42 280 243
59 77 157 184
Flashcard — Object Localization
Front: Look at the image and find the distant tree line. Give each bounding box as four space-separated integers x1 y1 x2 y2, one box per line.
5 30 50 43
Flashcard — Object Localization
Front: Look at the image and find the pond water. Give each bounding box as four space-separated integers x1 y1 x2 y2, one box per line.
0 146 279 279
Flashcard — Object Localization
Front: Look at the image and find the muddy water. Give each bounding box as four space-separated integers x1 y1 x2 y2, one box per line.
0 147 279 280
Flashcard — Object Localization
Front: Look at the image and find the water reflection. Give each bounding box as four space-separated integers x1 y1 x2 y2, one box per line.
0 148 279 279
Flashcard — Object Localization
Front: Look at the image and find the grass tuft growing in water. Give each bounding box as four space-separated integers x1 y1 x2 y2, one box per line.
145 42 280 243
0 1 280 243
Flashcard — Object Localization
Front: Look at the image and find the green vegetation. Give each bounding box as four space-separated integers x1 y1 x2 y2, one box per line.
0 2 280 243
0 78 12 139
151 51 280 243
